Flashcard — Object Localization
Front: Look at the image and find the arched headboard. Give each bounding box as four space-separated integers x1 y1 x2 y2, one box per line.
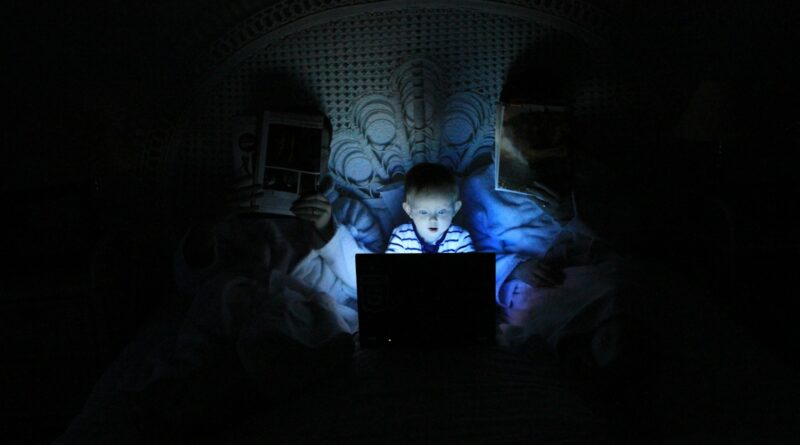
140 0 652 241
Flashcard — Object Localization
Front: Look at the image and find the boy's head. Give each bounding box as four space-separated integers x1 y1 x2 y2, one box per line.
401 163 462 243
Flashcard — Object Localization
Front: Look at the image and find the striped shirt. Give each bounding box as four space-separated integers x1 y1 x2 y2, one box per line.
385 223 475 254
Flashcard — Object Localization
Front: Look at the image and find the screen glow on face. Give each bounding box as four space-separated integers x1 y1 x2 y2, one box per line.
403 192 462 244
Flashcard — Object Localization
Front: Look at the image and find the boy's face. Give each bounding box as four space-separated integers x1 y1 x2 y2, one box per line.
402 191 462 244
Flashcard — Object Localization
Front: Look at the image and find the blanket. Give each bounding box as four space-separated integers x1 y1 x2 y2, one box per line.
56 217 357 444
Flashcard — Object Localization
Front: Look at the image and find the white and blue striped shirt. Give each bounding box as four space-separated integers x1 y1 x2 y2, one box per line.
385 223 475 254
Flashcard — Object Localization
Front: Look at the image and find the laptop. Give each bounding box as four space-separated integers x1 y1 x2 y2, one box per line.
355 252 496 348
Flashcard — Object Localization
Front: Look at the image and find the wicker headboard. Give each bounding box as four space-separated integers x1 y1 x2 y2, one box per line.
136 1 654 238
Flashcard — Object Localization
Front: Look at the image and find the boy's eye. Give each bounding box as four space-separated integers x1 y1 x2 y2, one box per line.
413 208 452 217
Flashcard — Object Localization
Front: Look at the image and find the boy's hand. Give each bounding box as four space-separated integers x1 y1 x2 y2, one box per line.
508 258 565 288
524 181 574 224
291 193 335 247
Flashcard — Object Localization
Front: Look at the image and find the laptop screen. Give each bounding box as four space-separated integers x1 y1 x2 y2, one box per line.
355 252 496 348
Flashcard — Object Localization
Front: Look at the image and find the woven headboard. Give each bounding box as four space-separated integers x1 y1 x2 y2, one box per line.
136 0 654 240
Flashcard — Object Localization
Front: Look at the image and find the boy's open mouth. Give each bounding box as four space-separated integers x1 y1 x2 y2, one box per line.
429 227 438 232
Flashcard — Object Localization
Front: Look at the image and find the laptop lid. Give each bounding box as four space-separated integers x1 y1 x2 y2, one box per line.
356 252 496 348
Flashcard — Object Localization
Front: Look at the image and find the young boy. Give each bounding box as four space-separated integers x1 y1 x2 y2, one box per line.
388 162 474 253
292 162 474 254
288 162 474 327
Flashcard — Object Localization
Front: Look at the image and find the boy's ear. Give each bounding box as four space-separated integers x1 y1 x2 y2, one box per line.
454 200 462 215
402 202 412 217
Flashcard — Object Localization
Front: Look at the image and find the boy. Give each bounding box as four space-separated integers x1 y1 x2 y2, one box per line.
292 162 474 254
288 162 474 326
388 162 474 253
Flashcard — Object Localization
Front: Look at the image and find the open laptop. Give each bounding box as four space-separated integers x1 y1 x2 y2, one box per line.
355 252 496 348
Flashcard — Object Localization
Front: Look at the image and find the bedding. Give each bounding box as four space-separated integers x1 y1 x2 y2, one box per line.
55 164 800 444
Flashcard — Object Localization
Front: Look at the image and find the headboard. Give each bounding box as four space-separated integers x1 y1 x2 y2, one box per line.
136 0 656 244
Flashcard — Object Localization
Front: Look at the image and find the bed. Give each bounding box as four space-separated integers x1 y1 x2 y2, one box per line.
49 2 800 441
55 164 799 445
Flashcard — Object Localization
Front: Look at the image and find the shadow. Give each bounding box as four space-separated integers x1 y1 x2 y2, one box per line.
501 33 596 105
244 70 324 116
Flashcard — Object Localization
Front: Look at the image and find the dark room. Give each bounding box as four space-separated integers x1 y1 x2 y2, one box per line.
4 0 799 443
